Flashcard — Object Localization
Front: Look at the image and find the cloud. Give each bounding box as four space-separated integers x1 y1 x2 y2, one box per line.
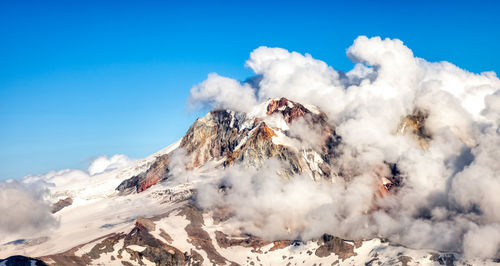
188 36 500 259
0 179 57 242
0 153 135 243
464 224 500 258
188 73 258 113
25 154 134 190
5 35 498 260
88 154 134 176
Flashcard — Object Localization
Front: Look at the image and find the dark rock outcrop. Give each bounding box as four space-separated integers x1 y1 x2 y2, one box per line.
0 256 47 266
315 234 356 260
429 253 456 266
123 217 185 266
51 197 73 213
214 231 268 252
86 234 124 260
177 204 229 265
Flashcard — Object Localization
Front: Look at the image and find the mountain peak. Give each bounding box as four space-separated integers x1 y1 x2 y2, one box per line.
266 97 320 123
116 97 339 194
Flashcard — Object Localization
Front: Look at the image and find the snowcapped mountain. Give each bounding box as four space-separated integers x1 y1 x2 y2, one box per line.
117 97 340 195
2 36 500 266
0 97 481 265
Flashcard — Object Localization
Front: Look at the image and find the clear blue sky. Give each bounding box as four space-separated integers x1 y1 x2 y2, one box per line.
1 0 499 179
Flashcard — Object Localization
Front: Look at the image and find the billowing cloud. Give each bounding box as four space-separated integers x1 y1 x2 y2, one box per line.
188 73 258 113
0 153 135 243
0 180 57 242
188 36 500 259
88 154 134 176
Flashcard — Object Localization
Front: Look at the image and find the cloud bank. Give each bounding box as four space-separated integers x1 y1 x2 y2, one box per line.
88 154 134 176
0 154 134 243
188 36 500 259
0 180 57 240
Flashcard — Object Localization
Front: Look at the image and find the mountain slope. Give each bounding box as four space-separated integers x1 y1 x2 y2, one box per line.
0 98 491 265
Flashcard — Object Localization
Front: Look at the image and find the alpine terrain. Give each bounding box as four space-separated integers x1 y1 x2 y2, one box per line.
2 36 500 265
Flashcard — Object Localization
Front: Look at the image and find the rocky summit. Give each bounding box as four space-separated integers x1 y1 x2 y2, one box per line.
117 97 343 195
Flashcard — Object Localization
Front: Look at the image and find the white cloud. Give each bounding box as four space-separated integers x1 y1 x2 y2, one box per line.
188 73 258 113
88 154 134 176
0 153 135 243
189 36 500 259
0 179 58 242
464 224 500 259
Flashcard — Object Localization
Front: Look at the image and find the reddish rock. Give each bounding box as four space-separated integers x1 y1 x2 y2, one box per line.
266 98 308 123
269 240 292 251
116 154 170 194
255 122 276 140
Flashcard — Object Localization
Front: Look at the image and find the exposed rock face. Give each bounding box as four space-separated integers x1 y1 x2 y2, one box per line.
86 234 124 260
116 153 170 193
267 98 339 166
116 98 341 194
51 197 73 213
177 204 229 265
266 97 309 123
123 218 185 266
40 225 187 266
398 109 432 150
269 240 292 251
223 121 306 178
181 110 249 168
266 97 328 125
315 234 356 260
39 237 97 265
214 231 269 252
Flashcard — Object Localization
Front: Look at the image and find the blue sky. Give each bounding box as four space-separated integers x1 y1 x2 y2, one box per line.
1 0 499 179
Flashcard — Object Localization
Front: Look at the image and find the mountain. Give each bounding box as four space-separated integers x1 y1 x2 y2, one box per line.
0 98 484 265
117 97 341 195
